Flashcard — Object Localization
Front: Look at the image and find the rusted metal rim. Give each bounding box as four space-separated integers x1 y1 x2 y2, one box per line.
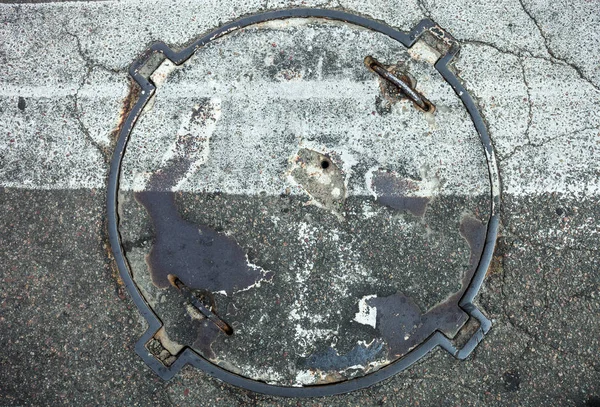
107 8 501 397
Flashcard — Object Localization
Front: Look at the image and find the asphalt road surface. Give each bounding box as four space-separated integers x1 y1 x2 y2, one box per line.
1 0 599 405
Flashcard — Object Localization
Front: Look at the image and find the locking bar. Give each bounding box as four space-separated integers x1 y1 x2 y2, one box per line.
168 275 233 335
364 56 433 112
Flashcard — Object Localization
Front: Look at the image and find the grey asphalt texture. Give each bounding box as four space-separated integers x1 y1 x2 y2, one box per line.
2 189 599 406
1 0 599 406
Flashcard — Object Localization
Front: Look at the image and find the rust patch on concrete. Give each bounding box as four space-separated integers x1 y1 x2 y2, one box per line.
104 80 142 299
110 79 141 150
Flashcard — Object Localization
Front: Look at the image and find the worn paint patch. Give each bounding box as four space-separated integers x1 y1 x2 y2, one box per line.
408 40 442 65
369 293 423 357
365 214 487 359
133 98 273 294
459 213 488 275
192 319 222 359
302 339 385 373
354 294 378 328
150 59 178 88
138 177 273 296
369 169 433 216
133 98 221 192
288 148 347 217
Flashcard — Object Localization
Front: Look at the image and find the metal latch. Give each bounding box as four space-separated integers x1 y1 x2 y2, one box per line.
364 56 435 113
169 275 233 335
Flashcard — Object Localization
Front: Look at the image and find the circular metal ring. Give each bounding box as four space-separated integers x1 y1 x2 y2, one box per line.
107 8 501 397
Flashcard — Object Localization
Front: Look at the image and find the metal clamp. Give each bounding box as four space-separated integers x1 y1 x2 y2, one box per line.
168 275 233 335
365 56 434 112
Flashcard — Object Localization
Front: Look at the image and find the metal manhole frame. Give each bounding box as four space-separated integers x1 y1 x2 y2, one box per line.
107 8 501 397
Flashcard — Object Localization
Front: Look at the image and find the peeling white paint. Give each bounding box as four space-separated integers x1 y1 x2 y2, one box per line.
118 22 489 197
231 260 274 295
354 294 378 328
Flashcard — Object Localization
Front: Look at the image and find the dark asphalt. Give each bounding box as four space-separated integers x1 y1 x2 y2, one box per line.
0 188 598 406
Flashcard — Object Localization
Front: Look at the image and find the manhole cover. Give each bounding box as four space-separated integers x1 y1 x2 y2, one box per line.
108 9 500 397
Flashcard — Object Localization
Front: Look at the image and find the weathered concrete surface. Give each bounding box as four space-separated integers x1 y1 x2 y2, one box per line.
1 0 599 405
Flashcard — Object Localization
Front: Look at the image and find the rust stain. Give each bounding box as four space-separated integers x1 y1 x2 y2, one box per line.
103 233 127 300
104 80 142 299
486 236 505 276
110 79 141 149
377 64 416 105
487 254 504 276
428 25 457 49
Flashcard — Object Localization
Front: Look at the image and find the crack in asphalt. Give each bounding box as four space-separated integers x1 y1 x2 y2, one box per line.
71 90 110 164
498 285 600 376
480 229 600 378
519 57 534 148
451 39 597 167
64 28 126 76
517 0 600 92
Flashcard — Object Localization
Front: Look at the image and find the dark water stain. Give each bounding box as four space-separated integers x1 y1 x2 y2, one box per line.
134 99 273 294
192 319 222 359
302 339 384 372
367 291 470 358
366 214 487 358
459 213 487 283
370 169 430 217
136 190 272 294
130 99 277 358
